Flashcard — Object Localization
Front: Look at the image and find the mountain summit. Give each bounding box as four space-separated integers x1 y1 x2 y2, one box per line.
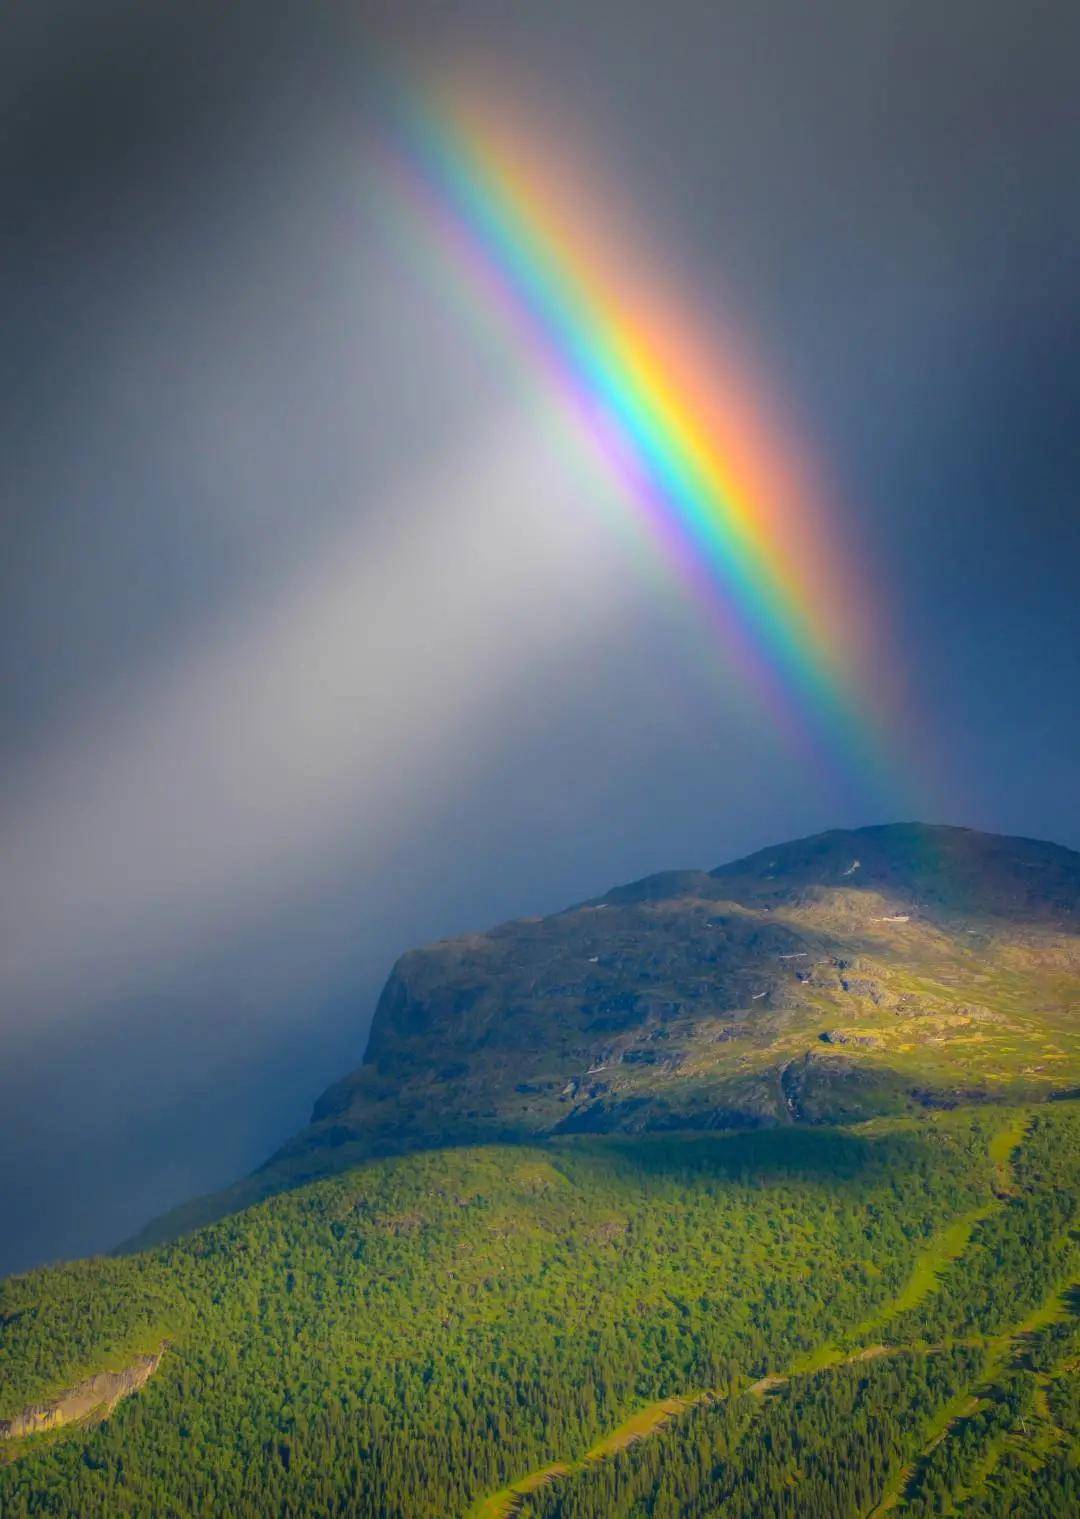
130 823 1079 1249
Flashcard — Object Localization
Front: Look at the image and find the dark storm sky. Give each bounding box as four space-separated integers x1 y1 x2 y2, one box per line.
2 0 1078 1274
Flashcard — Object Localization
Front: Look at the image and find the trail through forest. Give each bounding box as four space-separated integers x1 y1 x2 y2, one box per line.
870 1277 1080 1514
468 1112 1032 1519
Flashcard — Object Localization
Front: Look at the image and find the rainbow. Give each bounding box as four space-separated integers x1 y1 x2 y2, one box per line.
374 65 893 778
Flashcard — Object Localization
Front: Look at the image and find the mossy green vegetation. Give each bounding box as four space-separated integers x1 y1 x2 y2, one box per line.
2 1104 1078 1516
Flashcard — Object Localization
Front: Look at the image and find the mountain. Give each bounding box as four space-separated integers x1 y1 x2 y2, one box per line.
130 822 1080 1248
3 822 1080 1518
4 1091 1080 1515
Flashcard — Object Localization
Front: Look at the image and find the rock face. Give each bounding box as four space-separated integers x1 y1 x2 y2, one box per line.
283 823 1079 1155
0 1350 164 1439
127 823 1080 1250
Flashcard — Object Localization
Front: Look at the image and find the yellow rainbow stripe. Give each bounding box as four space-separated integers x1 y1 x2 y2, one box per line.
380 67 892 771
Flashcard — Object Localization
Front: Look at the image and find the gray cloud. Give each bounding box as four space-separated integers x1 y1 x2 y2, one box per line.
1 398 625 1012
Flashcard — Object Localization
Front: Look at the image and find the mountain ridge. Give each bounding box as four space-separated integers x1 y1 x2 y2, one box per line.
125 822 1079 1251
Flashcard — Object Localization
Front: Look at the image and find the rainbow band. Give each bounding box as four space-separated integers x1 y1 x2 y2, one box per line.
378 69 889 777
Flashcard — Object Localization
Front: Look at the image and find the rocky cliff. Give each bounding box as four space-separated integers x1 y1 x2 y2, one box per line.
0 1349 165 1440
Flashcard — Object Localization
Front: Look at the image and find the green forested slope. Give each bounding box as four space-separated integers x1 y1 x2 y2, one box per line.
3 824 1078 1515
3 1104 1080 1517
517 1106 1080 1519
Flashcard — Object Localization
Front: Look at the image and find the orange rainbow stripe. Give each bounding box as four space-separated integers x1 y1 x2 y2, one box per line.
376 65 894 779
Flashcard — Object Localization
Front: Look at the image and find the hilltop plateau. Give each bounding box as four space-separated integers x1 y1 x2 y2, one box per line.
132 823 1080 1246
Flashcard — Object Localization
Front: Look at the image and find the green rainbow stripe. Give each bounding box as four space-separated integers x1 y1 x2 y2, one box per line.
379 69 893 779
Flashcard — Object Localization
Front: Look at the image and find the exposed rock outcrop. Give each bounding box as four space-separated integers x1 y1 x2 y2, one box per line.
0 1348 165 1439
